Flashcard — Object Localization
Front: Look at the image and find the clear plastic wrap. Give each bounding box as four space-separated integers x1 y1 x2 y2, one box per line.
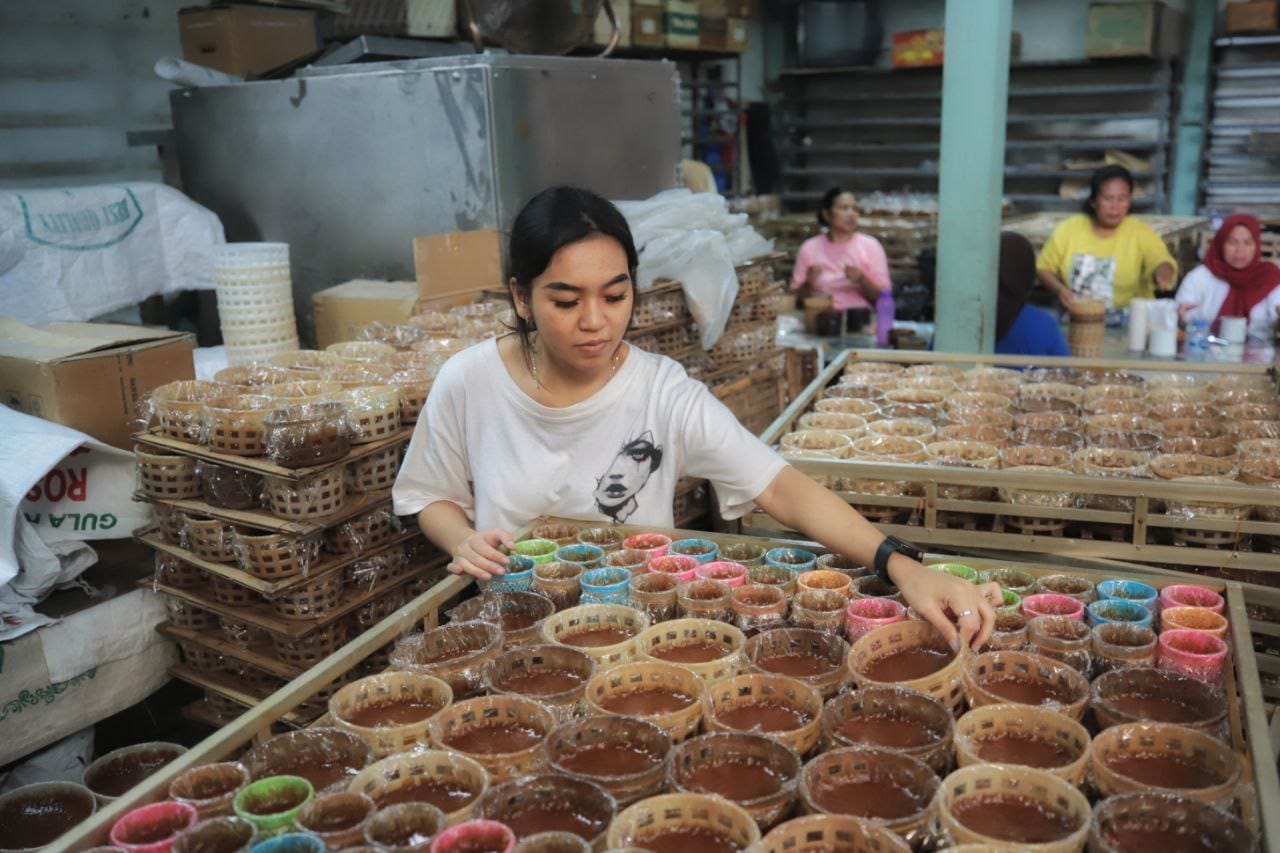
813 397 880 418
1026 615 1093 676
962 650 1089 720
1093 430 1161 452
1010 427 1084 450
1224 402 1280 422
345 443 403 494
1084 413 1160 438
326 340 396 363
271 571 344 620
136 447 200 500
411 335 480 358
937 422 1008 446
150 380 226 443
729 584 787 636
390 369 434 425
866 418 936 442
1089 791 1256 853
325 505 394 556
473 774 615 850
952 702 1090 787
924 439 999 500
264 468 347 520
1161 417 1229 440
934 764 1090 850
820 685 952 773
676 578 732 622
1160 433 1238 458
154 553 206 590
163 595 217 628
359 321 428 349
198 462 262 510
217 616 269 651
667 732 799 830
177 640 226 673
796 411 866 439
544 715 669 808
263 401 352 468
268 349 340 377
987 610 1028 651
842 360 905 378
390 621 504 699
778 429 854 459
345 385 402 444
183 515 237 563
231 529 320 581
1090 666 1228 738
702 672 823 755
322 363 395 390
214 363 292 387
1091 622 1157 675
944 406 1016 428
1021 366 1083 385
1073 448 1152 511
532 561 584 611
798 746 936 846
1034 575 1095 604
264 380 344 406
1090 721 1240 807
484 642 594 720
329 671 451 758
1150 454 1245 519
606 793 760 853
1083 396 1152 416
199 394 273 456
426 694 556 782
744 626 846 698
1233 418 1280 440
583 659 704 742
883 386 947 406
450 590 556 648
823 381 883 402
877 402 943 423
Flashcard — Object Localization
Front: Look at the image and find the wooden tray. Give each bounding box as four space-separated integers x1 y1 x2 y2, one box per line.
133 489 397 536
50 521 1280 852
158 624 305 680
137 528 420 598
133 425 412 482
141 559 448 639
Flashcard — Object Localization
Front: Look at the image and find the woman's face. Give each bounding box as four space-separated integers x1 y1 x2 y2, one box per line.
824 192 859 234
1223 224 1257 271
1092 178 1131 228
515 232 633 372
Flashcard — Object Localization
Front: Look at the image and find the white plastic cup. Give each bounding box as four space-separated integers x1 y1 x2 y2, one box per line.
1149 326 1178 357
1219 315 1247 344
1127 299 1149 351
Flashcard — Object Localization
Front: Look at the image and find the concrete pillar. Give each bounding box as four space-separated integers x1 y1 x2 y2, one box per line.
1171 0 1216 215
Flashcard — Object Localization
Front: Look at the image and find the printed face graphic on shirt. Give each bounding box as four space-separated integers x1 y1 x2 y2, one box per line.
1069 253 1117 304
594 430 663 523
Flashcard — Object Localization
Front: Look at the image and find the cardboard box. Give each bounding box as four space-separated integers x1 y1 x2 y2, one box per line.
633 5 665 46
1225 0 1280 33
593 0 632 48
413 230 504 305
666 0 700 48
1086 2 1183 58
179 4 319 78
892 29 945 67
312 280 420 348
727 17 748 51
0 319 195 450
328 0 458 39
698 0 751 17
699 15 728 49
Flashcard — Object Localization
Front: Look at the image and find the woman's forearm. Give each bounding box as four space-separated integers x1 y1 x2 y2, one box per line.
1037 268 1067 297
417 500 476 557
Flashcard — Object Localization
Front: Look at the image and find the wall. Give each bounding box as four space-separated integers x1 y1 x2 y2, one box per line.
874 0 1192 66
0 0 189 190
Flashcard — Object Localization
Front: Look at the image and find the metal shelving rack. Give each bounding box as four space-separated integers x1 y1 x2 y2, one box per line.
1203 34 1280 219
679 53 746 194
777 58 1176 211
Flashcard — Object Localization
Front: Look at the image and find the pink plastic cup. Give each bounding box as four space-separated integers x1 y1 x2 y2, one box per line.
430 819 516 853
648 554 699 582
1158 584 1224 614
1159 628 1229 688
110 801 199 853
1021 592 1085 622
621 533 671 560
846 598 908 642
696 561 749 587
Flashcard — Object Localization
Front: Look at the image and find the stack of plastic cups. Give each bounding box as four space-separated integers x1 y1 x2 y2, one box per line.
215 242 300 365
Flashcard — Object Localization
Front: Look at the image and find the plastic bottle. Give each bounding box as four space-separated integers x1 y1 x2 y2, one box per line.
1186 318 1209 352
875 290 895 348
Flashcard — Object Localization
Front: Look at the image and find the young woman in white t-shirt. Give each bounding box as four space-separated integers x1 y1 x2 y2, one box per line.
1176 213 1280 341
393 187 1001 650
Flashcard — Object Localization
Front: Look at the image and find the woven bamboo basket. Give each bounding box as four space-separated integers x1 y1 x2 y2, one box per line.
1091 664 1230 736
178 641 225 673
1067 298 1106 357
953 703 1091 787
264 469 346 521
797 412 867 441
848 435 927 498
325 506 394 555
962 650 1090 721
937 423 1009 446
164 597 216 630
136 448 200 499
633 619 746 682
884 387 948 407
1073 448 1152 512
1239 456 1280 521
541 604 650 666
1159 434 1238 458
262 401 351 469
155 505 187 545
866 418 936 443
231 530 321 581
1083 413 1160 439
326 340 396 363
877 402 943 423
200 394 273 456
820 686 953 774
241 727 371 794
268 349 340 375
756 814 910 853
472 773 616 850
847 621 963 712
744 628 849 699
1090 790 1257 853
668 732 801 830
265 380 344 405
270 572 344 620
935 764 1091 851
153 380 223 443
484 643 595 718
925 440 1000 500
391 369 434 425
271 621 348 668
779 430 855 460
346 749 489 825
1018 382 1084 411
702 674 823 756
451 591 557 649
544 714 670 807
958 379 1019 400
426 695 556 783
799 746 937 844
1013 411 1081 432
825 383 884 404
347 444 404 494
347 385 402 444
186 516 237 563
1234 418 1280 439
329 672 453 758
843 360 905 378
1090 722 1241 806
606 793 761 851
154 554 206 589
584 660 705 742
390 621 505 700
214 363 291 387
947 391 1016 413
814 397 881 418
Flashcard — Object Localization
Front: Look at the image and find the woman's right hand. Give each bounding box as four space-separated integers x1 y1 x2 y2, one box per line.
448 528 517 581
1055 285 1075 309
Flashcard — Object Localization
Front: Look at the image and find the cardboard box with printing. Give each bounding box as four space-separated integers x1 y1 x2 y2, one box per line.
312 280 420 348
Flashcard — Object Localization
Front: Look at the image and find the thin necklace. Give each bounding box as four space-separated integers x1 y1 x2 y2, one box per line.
530 336 623 403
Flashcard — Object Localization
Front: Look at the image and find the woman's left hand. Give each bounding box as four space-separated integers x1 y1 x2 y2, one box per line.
896 564 1001 652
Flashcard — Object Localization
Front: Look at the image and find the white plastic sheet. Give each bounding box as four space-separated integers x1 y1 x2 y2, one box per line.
0 182 224 324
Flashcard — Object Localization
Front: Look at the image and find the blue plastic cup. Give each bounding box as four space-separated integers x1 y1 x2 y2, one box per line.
669 538 720 564
1098 579 1159 612
554 543 606 570
488 553 536 591
580 567 632 606
1088 598 1153 629
765 547 818 573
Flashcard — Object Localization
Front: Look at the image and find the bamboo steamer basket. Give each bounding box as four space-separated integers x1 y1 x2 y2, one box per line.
780 430 855 460
702 674 824 756
606 793 761 852
346 749 488 825
799 746 937 846
541 604 651 666
1067 298 1106 358
925 440 1000 500
668 732 801 831
1089 722 1242 807
961 651 1090 721
484 644 595 720
265 380 344 405
583 660 704 743
200 394 273 456
934 764 1091 851
744 628 849 699
847 621 964 713
243 727 371 793
186 515 237 563
426 695 556 783
263 469 346 521
231 530 320 581
270 572 343 620
953 703 1090 787
272 621 347 668
474 773 616 851
633 618 746 682
269 349 340 375
152 380 224 442
756 814 909 853
820 686 954 775
329 672 453 758
390 621 504 699
814 397 880 418
543 714 670 807
136 447 200 499
797 412 867 441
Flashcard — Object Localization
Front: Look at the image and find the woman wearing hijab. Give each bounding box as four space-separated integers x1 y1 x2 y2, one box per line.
995 232 1072 356
1176 213 1280 341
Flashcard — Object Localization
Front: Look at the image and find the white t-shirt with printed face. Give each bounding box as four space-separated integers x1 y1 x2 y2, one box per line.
391 338 788 534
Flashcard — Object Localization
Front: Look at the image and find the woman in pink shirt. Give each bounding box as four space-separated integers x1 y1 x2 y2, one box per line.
790 187 893 320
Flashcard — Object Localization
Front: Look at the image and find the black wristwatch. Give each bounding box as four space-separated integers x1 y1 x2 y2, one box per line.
873 535 923 585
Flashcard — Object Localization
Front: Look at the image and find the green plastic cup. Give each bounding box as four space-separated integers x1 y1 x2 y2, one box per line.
232 775 314 839
929 562 979 583
514 538 559 564
998 588 1022 612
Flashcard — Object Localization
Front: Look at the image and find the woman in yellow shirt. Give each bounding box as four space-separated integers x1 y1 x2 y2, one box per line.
1035 165 1176 309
